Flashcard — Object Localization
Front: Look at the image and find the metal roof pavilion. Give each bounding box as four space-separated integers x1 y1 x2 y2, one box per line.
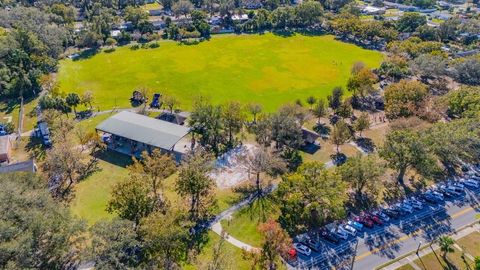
96 111 190 150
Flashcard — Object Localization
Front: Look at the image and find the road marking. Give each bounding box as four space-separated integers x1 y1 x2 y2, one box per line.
354 206 475 261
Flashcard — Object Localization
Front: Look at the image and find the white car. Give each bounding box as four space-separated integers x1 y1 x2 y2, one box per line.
399 203 414 213
334 228 349 240
451 181 465 190
372 210 390 222
464 179 479 188
408 199 423 209
294 243 312 256
341 224 357 236
431 190 445 201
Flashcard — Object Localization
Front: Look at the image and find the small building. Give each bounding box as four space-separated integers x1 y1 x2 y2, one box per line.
0 159 36 174
157 111 189 125
96 111 192 161
0 136 11 163
302 127 320 145
362 6 386 15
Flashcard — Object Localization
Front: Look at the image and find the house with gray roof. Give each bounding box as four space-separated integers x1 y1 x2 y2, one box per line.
96 111 192 161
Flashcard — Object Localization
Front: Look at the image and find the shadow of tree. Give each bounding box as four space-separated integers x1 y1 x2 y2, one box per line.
313 123 331 137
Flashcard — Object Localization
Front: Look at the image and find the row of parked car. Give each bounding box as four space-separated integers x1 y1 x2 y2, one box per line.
292 165 480 257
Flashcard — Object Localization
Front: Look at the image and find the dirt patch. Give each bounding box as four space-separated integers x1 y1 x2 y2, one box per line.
210 144 257 189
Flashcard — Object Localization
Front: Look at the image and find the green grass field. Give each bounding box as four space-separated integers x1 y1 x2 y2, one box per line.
58 33 383 112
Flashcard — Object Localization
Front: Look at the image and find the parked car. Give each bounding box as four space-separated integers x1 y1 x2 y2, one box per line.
333 228 348 240
422 193 438 203
354 216 374 228
383 208 400 219
464 179 479 188
398 203 414 214
340 224 357 236
347 220 363 231
408 198 423 209
319 229 340 244
298 234 321 252
444 186 462 196
372 210 390 222
367 213 383 225
293 243 312 256
430 190 444 201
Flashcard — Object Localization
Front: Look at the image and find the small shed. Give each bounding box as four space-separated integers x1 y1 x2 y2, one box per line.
302 127 320 145
0 136 11 163
0 159 36 174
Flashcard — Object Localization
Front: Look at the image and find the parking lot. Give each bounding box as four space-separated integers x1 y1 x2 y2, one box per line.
290 167 480 270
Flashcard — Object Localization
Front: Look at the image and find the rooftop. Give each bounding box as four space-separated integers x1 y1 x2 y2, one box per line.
96 111 190 150
0 159 36 174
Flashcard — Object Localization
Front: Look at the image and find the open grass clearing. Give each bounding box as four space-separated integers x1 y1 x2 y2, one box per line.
58 33 383 112
220 197 279 247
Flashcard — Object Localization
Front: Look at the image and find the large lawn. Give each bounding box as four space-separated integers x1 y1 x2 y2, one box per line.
58 33 383 112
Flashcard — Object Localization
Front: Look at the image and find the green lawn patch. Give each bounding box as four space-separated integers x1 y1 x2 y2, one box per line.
456 231 480 257
70 151 132 225
58 33 383 112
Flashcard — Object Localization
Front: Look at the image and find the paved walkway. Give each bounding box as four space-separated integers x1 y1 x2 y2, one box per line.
381 223 480 270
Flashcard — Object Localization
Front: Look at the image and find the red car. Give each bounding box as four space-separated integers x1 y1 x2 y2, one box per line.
367 213 383 225
354 216 374 228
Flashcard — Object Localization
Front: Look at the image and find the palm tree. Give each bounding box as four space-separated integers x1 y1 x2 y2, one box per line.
306 96 317 110
438 236 455 268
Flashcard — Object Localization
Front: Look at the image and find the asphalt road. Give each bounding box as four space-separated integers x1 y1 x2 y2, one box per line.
292 186 480 270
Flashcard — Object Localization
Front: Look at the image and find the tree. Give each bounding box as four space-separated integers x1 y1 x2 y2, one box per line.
445 86 480 118
306 96 317 110
384 80 428 119
379 129 436 184
90 219 142 269
397 12 426 33
451 56 480 86
124 6 149 29
243 147 286 197
253 114 273 147
475 256 480 270
172 0 194 17
82 90 94 110
160 0 175 10
189 97 226 156
312 99 327 123
222 101 246 147
66 93 81 115
270 105 305 150
410 54 447 79
347 67 378 97
163 95 178 114
107 177 156 225
328 87 343 110
257 219 292 270
422 118 480 172
294 1 323 26
139 211 190 270
247 102 263 123
44 138 101 201
438 236 454 260
0 173 86 269
353 112 370 137
336 100 353 119
338 154 384 202
202 232 231 270
277 162 348 234
330 119 351 153
176 151 217 222
105 37 117 48
128 150 177 210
